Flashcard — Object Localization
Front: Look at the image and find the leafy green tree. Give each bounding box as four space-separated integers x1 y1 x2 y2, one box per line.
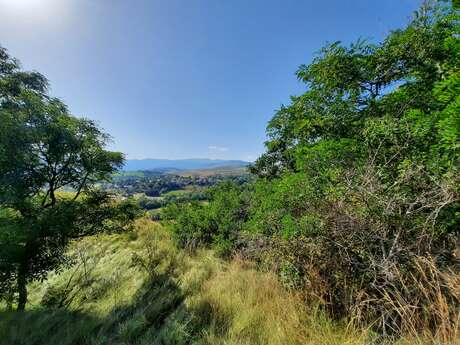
252 2 458 178
247 1 459 331
0 46 139 311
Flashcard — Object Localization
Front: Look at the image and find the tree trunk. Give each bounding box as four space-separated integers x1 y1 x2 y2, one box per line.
5 291 13 311
17 263 27 311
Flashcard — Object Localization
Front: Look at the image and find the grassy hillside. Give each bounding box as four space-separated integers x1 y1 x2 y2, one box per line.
0 218 380 345
176 166 249 177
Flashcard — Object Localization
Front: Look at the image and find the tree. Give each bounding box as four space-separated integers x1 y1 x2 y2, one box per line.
0 46 139 311
247 1 459 333
252 2 458 179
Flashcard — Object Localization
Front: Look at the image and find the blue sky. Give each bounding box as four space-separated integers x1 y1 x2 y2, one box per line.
0 0 421 161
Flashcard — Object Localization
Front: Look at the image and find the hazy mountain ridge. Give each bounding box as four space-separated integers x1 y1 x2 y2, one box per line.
123 158 249 171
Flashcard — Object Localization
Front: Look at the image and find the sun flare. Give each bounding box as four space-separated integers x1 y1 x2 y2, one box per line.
0 0 59 13
0 0 70 26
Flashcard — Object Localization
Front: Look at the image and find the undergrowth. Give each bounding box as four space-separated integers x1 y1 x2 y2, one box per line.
0 219 453 345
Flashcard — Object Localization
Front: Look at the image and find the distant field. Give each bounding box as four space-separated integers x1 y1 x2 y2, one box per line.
113 171 146 179
177 165 249 177
161 189 193 197
112 169 180 180
113 165 250 180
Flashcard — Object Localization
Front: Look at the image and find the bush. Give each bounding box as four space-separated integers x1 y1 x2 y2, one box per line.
163 182 249 255
137 197 165 210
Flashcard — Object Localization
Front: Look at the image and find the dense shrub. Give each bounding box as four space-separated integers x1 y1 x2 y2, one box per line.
162 181 249 255
246 3 460 338
137 196 165 210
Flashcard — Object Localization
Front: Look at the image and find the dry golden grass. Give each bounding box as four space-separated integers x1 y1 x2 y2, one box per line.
381 258 460 345
189 258 370 345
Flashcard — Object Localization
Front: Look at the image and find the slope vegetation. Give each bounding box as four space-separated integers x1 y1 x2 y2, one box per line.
0 219 373 345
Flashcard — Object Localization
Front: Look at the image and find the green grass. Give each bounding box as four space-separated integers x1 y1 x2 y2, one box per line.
177 166 249 177
0 219 428 345
162 189 193 197
112 171 146 179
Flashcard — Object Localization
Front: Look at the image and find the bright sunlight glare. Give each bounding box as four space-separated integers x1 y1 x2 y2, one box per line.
0 0 67 16
0 0 71 30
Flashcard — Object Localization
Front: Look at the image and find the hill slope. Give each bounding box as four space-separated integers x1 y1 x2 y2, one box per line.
123 159 249 172
0 219 372 345
176 165 249 177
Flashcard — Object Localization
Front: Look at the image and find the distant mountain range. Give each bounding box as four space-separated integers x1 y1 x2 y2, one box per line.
123 158 250 171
